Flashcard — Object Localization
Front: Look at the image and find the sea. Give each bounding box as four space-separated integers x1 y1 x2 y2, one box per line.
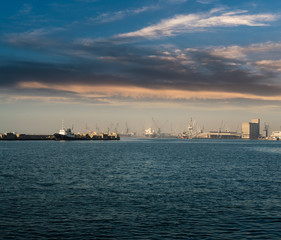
0 138 281 239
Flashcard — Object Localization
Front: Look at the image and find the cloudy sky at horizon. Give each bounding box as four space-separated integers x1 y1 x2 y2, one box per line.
1 0 281 134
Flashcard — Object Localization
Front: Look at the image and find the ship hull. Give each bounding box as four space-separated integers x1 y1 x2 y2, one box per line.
54 133 76 140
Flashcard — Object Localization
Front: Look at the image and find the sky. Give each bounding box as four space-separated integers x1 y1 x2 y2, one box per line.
1 0 281 134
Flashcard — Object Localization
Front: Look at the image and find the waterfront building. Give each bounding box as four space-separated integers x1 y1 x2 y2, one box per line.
242 118 260 139
197 131 241 139
270 131 281 140
263 123 270 138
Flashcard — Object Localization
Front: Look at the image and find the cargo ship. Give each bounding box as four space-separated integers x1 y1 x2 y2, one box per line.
53 122 120 140
54 128 76 140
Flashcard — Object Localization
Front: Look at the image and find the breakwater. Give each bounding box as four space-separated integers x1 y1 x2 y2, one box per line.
0 132 120 141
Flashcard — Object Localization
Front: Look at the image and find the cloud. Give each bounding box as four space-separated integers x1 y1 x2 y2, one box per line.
3 80 281 108
89 6 156 23
3 28 65 48
16 82 281 101
210 42 281 61
196 0 215 4
210 45 248 60
117 9 278 38
2 41 281 96
2 32 281 107
19 4 33 15
88 0 190 24
255 59 281 72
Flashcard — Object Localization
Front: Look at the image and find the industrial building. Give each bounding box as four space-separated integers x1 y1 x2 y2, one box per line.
197 131 241 139
242 118 260 139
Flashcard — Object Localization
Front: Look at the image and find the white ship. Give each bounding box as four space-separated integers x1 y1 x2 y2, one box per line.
179 118 197 139
54 121 75 140
144 128 158 138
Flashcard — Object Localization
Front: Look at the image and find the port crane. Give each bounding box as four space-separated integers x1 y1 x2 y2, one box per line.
152 118 161 135
125 122 129 134
152 118 168 135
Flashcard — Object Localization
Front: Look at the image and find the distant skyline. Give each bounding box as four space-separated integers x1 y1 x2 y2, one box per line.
1 0 281 134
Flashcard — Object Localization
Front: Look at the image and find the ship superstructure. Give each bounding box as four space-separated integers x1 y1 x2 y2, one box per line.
179 118 199 139
144 128 157 138
54 121 76 140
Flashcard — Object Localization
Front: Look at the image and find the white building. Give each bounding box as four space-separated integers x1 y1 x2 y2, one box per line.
270 131 281 140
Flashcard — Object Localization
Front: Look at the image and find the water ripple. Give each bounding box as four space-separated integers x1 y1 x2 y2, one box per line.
1 139 281 239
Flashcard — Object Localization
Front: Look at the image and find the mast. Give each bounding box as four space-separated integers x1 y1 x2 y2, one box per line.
188 117 193 138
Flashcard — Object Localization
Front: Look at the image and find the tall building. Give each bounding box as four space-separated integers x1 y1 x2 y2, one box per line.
264 123 270 138
242 122 250 139
242 118 260 139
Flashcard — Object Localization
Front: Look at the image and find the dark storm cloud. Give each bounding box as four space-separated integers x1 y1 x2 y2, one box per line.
2 36 281 98
0 60 130 87
72 39 281 96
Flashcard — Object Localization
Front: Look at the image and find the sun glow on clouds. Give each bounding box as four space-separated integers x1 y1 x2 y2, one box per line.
210 42 281 60
256 59 281 72
17 81 281 103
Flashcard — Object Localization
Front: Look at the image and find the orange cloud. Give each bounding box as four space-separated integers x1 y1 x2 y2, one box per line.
17 81 281 102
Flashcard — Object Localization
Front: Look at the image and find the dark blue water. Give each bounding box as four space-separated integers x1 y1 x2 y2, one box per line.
1 139 281 239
